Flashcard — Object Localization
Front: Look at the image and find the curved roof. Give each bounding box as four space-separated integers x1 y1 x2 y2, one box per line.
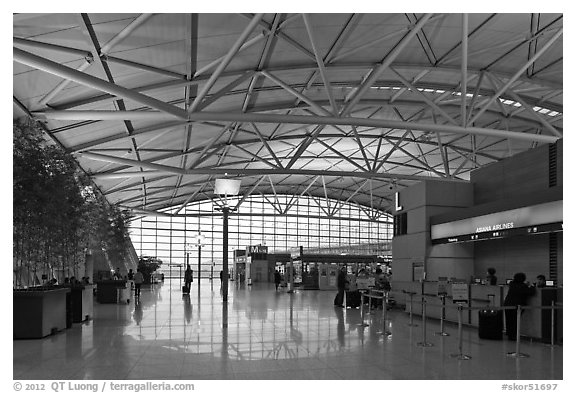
13 13 563 215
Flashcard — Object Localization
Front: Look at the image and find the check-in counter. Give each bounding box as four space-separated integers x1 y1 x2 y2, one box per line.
502 286 560 343
401 281 562 341
404 282 505 326
13 287 70 339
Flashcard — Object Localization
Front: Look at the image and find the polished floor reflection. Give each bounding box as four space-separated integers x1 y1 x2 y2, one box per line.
13 279 562 380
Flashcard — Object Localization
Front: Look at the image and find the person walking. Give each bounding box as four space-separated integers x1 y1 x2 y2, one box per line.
133 268 144 298
274 270 282 291
503 272 536 340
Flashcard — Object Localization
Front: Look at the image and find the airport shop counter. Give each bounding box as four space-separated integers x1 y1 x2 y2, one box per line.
397 281 560 341
96 280 129 303
13 287 70 339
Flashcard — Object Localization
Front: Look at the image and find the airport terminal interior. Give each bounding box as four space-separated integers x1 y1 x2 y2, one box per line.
12 12 564 382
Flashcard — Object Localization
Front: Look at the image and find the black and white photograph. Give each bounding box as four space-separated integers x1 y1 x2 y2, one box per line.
7 4 571 390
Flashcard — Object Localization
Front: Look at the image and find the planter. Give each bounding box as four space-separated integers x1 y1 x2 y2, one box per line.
13 288 70 339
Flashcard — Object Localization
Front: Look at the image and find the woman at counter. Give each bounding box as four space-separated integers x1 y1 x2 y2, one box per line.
503 272 536 340
486 267 497 285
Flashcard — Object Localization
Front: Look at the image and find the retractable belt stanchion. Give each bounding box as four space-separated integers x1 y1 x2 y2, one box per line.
357 292 369 327
450 303 471 360
435 294 449 336
417 297 433 347
377 292 392 337
367 292 373 315
507 305 529 358
405 290 418 327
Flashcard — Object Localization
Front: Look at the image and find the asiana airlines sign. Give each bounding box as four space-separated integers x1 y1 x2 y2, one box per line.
431 200 562 241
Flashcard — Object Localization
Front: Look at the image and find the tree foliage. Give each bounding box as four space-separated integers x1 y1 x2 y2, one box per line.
137 256 163 284
13 120 132 287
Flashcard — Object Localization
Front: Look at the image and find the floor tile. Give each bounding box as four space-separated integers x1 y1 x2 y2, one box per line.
13 279 563 381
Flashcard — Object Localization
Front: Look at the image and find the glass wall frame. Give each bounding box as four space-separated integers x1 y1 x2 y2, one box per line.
130 194 392 278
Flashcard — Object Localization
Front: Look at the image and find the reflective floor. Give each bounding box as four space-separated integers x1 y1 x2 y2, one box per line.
13 279 562 380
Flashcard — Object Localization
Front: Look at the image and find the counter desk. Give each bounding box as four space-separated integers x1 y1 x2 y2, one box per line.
506 286 561 343
398 281 562 341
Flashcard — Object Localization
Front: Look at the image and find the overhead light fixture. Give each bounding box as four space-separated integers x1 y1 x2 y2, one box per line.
215 178 241 196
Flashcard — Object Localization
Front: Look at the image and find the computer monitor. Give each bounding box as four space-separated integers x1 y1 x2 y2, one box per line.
546 280 554 287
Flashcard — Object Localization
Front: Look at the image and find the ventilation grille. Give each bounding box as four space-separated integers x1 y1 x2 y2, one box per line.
549 232 558 282
549 142 558 187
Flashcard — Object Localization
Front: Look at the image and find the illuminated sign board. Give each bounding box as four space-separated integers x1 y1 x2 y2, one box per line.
290 246 303 260
247 245 268 255
431 200 562 244
395 192 403 212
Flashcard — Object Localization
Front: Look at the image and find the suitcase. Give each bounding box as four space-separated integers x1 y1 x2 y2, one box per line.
478 309 503 340
346 290 361 308
182 285 190 294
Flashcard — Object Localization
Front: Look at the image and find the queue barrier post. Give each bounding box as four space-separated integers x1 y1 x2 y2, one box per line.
450 303 471 360
366 291 373 315
435 294 450 336
405 291 418 327
507 305 529 358
377 292 392 337
357 292 369 328
417 297 434 347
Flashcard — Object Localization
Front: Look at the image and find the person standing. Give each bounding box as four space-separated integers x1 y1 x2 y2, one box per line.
334 266 348 307
184 265 193 292
219 270 224 285
374 267 391 309
133 268 144 298
486 267 497 285
536 274 547 288
503 272 536 340
274 270 282 291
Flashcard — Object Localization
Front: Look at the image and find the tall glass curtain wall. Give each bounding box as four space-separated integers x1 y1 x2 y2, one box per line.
129 195 392 278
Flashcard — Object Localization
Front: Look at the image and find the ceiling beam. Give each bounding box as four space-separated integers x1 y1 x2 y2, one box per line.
188 13 264 113
36 109 560 143
302 13 338 115
340 13 434 116
79 151 466 183
39 13 154 107
13 37 92 58
15 47 188 119
468 27 563 125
